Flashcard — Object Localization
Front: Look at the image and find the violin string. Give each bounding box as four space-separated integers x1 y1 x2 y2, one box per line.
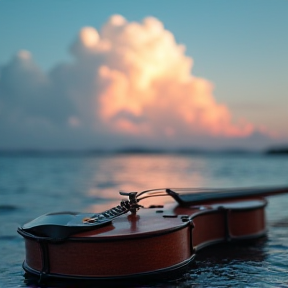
140 191 167 196
137 188 166 197
137 192 168 198
137 194 170 202
137 187 221 198
137 186 263 199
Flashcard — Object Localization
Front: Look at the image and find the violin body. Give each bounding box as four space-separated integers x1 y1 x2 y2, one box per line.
18 187 275 282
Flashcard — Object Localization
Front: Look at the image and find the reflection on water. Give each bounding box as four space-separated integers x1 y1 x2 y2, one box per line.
88 155 205 199
0 153 288 287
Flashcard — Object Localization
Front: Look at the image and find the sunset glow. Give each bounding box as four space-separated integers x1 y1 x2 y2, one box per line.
0 10 286 150
82 16 257 137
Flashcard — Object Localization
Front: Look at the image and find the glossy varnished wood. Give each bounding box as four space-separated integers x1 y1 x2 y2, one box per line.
48 226 191 276
25 239 42 271
21 198 268 280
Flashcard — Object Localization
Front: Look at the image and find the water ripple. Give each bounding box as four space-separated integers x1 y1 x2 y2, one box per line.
0 205 20 213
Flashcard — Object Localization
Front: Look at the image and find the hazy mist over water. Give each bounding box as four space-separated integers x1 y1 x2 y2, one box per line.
0 153 288 287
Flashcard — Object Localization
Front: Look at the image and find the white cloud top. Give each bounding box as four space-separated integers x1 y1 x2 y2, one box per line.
0 15 272 149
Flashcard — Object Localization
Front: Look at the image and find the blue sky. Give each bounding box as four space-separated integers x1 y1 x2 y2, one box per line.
0 0 287 149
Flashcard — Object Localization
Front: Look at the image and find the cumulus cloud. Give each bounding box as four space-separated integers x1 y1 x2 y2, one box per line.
0 15 274 149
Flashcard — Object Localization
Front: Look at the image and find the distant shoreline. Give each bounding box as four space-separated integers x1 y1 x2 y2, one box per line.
0 147 287 156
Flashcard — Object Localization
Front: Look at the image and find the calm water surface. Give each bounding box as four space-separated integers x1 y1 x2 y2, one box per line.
0 154 288 287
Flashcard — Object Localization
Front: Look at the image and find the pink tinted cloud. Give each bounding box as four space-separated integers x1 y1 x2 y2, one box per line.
0 15 279 149
73 15 255 138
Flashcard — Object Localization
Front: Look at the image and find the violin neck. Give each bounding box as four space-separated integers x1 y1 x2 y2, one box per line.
167 186 288 205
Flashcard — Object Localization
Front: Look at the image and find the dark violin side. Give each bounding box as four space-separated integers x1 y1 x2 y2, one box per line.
18 186 288 283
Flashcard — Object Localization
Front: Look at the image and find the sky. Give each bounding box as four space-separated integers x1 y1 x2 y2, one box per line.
0 0 287 150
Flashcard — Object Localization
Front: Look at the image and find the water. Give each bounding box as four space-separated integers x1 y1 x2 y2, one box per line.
0 153 288 287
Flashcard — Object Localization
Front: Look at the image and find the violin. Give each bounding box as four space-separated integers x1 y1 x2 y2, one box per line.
18 186 288 284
